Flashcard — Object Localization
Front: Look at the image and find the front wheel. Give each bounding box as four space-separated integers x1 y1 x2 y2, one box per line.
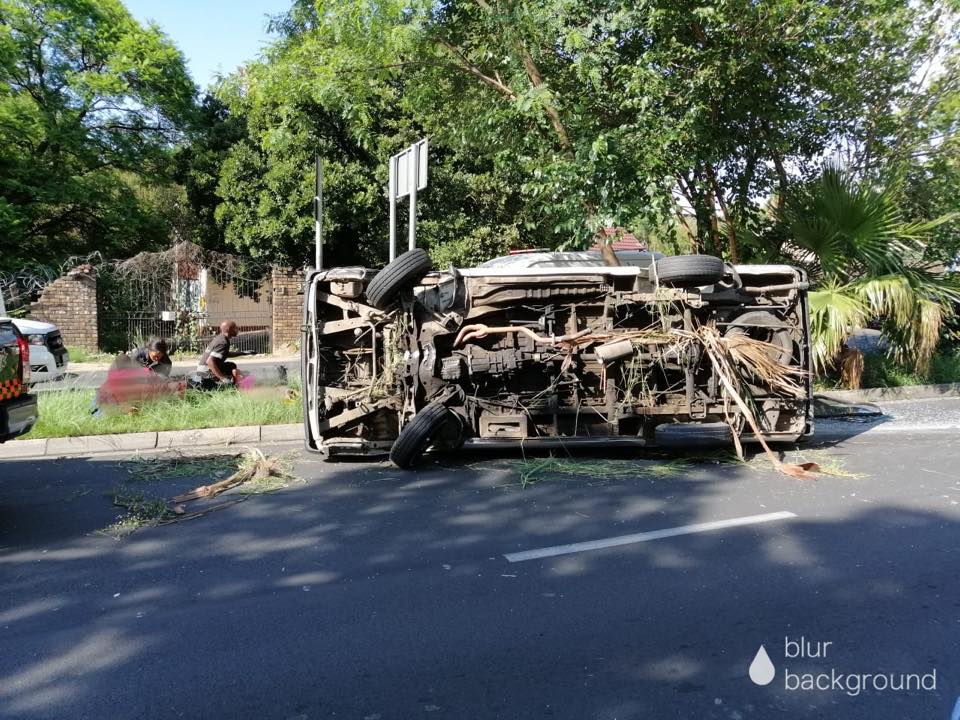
390 402 456 469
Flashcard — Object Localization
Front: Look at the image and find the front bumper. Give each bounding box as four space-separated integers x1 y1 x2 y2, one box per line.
28 346 69 382
0 393 38 442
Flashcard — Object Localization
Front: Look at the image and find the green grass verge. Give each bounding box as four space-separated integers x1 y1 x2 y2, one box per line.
65 347 117 364
21 387 302 439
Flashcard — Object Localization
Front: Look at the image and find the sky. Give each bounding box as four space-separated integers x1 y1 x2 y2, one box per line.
124 0 291 88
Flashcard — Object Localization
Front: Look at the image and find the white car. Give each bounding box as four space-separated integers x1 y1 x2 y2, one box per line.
6 318 69 382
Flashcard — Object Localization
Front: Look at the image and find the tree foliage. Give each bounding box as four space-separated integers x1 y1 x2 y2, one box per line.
0 0 196 263
777 169 960 375
203 0 959 268
4 0 960 307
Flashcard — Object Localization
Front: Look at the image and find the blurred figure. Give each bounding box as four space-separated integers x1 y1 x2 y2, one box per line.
95 350 181 414
128 337 172 377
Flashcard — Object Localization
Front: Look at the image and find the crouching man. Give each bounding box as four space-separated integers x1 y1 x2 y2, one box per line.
193 321 255 389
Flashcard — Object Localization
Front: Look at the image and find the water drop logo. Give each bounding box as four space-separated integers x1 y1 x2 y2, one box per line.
749 645 776 686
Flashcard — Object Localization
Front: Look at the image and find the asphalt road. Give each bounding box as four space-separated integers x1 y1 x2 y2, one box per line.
1 404 959 719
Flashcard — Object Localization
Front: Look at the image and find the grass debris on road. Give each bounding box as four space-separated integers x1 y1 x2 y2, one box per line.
173 448 301 502
779 449 868 479
513 445 863 488
120 452 242 481
103 487 173 538
22 387 302 439
516 457 689 487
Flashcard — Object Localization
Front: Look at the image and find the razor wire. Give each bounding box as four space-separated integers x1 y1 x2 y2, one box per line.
1 243 271 315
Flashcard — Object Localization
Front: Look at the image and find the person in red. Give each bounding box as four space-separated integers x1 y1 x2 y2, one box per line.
95 343 181 414
195 320 255 387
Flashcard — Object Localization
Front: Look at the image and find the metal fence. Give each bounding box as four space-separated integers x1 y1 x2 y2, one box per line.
99 312 272 356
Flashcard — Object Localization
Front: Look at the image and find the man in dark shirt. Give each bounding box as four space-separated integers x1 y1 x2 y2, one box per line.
196 321 253 386
129 337 172 377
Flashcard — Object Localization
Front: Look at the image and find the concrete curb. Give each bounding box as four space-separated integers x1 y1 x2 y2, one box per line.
813 421 960 442
816 382 960 404
813 396 882 419
1 424 302 460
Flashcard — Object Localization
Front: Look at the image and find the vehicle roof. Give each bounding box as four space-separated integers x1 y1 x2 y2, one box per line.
458 252 801 279
477 250 662 269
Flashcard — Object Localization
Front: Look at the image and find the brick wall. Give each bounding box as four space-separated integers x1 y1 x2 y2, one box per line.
28 266 99 351
271 266 303 354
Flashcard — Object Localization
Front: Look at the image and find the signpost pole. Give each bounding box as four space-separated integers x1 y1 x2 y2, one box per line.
314 155 323 270
408 142 419 252
388 156 397 261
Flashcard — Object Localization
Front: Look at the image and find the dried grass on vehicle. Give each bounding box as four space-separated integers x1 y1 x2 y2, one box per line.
516 322 818 480
693 325 818 479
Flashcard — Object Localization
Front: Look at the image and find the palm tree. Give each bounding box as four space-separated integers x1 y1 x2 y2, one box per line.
776 168 959 381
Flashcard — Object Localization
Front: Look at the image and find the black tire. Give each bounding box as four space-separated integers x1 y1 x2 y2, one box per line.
390 402 454 469
725 311 794 365
365 249 432 309
649 255 725 287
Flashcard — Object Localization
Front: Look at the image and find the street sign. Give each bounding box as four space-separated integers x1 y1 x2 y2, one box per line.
314 155 323 270
388 138 429 260
393 139 428 199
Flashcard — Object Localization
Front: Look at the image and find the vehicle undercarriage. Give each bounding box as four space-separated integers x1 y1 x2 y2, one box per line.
303 251 813 468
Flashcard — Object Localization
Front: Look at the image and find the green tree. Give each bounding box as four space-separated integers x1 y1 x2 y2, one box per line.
208 32 530 267
0 0 197 263
896 46 960 266
203 0 957 267
175 93 247 251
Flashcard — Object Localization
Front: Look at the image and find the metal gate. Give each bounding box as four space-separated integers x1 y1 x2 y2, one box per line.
97 243 273 355
98 310 272 356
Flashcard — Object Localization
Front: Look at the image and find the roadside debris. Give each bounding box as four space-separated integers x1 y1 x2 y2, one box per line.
778 449 866 479
512 442 859 488
102 448 301 536
120 452 241 481
171 448 299 505
695 326 819 480
102 488 173 538
516 457 688 488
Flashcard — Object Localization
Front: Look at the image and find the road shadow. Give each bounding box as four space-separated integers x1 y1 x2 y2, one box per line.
0 439 956 719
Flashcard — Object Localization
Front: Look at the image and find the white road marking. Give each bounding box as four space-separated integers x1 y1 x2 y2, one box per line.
503 511 798 563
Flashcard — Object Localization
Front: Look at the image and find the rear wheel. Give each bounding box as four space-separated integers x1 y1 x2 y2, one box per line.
365 249 432 309
390 402 456 469
649 255 725 287
725 311 794 365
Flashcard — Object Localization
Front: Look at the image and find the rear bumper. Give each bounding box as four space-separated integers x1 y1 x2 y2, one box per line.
314 422 806 459
460 428 805 450
0 393 38 442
